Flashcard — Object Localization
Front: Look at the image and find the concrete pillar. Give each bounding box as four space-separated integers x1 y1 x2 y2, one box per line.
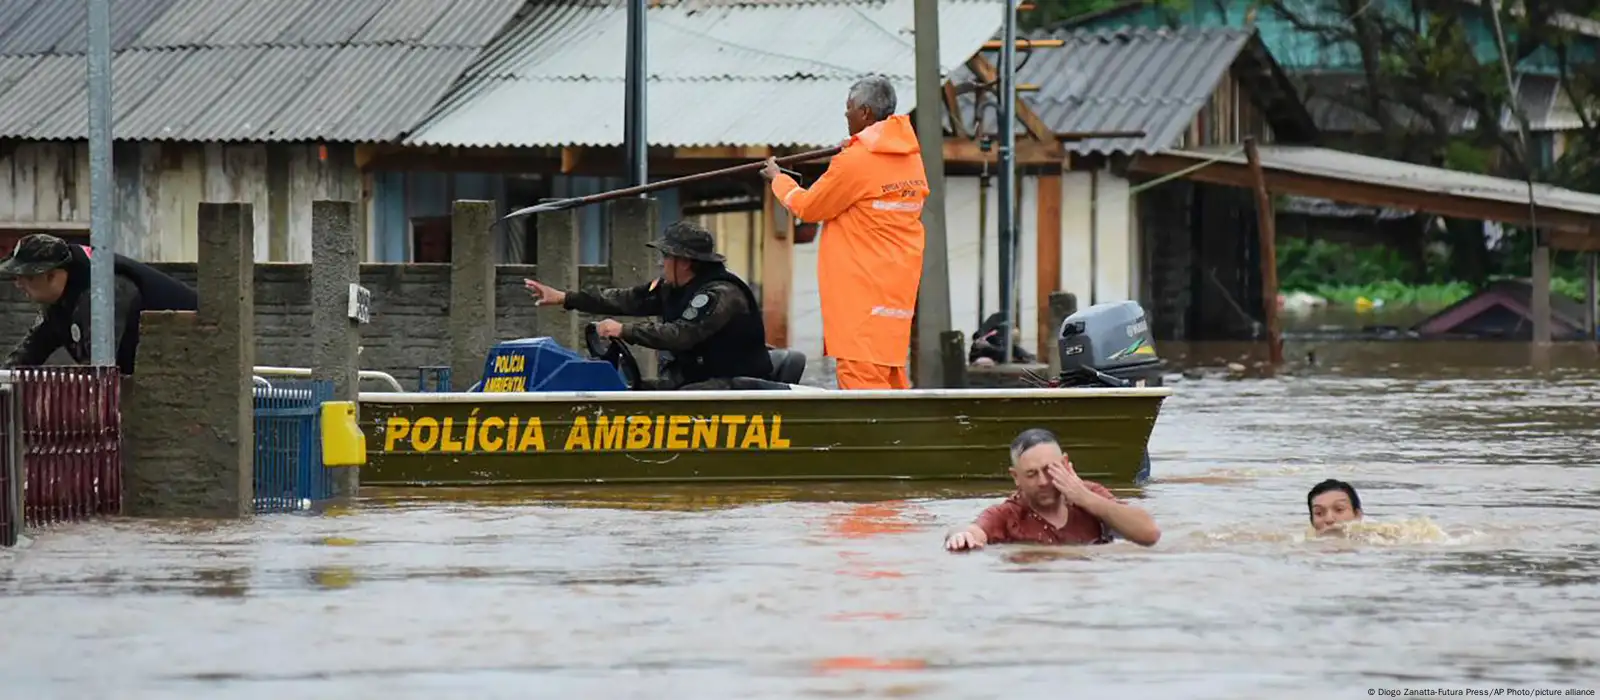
123 203 254 518
1531 237 1552 346
606 198 660 379
311 200 360 498
450 200 497 390
536 209 582 350
1046 291 1079 377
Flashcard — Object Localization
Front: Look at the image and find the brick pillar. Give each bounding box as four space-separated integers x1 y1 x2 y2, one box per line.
536 210 582 350
311 200 360 498
450 200 497 390
606 198 660 379
123 202 254 517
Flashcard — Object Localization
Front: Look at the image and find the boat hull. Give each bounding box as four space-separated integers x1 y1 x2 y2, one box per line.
356 387 1170 486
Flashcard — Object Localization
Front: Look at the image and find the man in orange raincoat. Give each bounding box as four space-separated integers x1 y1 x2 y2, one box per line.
760 75 929 390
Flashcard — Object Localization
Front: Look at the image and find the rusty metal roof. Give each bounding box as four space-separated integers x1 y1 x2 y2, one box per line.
0 0 524 142
406 0 1007 148
948 26 1312 156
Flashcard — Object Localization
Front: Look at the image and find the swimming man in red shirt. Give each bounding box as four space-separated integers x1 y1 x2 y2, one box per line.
945 428 1162 551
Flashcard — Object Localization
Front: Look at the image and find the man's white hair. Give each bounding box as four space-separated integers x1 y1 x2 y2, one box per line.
1009 428 1059 465
847 75 897 121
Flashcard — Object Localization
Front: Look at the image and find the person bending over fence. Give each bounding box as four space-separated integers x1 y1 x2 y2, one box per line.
1 233 198 375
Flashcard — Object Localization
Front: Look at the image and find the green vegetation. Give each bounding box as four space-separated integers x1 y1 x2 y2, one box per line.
1278 237 1593 309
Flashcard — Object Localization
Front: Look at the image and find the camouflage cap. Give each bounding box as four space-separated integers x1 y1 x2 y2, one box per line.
646 221 725 263
0 234 73 278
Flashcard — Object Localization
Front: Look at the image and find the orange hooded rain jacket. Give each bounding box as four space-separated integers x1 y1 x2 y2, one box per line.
770 115 929 369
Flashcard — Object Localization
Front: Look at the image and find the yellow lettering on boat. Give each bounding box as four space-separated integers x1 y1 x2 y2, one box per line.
482 376 525 392
516 418 546 451
478 416 506 451
564 417 592 451
691 417 718 449
719 415 747 449
740 415 768 449
594 416 626 450
492 354 526 374
626 416 653 449
440 418 465 451
666 415 692 450
384 417 411 451
770 416 790 449
378 413 792 452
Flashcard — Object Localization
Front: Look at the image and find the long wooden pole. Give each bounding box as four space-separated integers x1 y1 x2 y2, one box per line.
1243 137 1283 365
502 146 843 220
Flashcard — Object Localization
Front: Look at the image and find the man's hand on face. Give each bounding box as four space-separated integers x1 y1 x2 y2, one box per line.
523 278 566 307
1046 460 1095 507
595 319 623 339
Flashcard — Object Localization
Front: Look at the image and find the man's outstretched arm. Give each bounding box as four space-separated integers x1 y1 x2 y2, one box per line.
564 281 662 317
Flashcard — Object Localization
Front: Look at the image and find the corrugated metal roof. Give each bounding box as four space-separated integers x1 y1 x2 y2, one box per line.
420 0 529 48
0 0 525 142
1170 144 1600 217
948 26 1260 156
406 0 1007 148
1301 72 1586 134
199 0 318 46
0 0 88 56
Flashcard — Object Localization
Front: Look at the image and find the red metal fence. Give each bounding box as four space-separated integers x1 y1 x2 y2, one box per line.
0 366 122 546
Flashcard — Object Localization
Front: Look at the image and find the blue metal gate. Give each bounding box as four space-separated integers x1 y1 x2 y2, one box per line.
252 379 335 513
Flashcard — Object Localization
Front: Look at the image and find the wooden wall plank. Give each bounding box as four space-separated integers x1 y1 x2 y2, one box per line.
1035 173 1062 358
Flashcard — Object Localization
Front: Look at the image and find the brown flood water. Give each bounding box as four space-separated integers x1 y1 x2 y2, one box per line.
3 340 1600 699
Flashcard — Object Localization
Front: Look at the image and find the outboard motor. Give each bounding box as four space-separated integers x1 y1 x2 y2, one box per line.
1057 301 1164 388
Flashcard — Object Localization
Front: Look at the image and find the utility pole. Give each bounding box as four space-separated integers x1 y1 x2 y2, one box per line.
87 0 115 365
625 0 648 189
912 0 952 386
996 0 1018 365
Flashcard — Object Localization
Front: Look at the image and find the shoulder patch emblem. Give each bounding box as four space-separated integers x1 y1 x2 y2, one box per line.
70 324 81 343
683 306 699 320
690 293 710 309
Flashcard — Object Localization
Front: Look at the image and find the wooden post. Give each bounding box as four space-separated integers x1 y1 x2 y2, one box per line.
1586 252 1598 342
1242 138 1283 365
938 330 968 389
1531 232 1552 346
760 187 793 348
1035 172 1062 360
1046 291 1078 377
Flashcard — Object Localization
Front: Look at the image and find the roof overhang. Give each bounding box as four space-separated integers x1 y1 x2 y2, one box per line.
1130 145 1600 250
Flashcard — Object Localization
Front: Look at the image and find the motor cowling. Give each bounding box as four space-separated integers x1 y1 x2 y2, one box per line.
1056 301 1164 388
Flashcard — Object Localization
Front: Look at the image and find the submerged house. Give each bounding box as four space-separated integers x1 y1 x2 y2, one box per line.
1413 280 1592 340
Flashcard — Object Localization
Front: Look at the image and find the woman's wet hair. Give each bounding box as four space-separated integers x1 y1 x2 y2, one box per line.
1306 479 1361 520
1009 428 1059 464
